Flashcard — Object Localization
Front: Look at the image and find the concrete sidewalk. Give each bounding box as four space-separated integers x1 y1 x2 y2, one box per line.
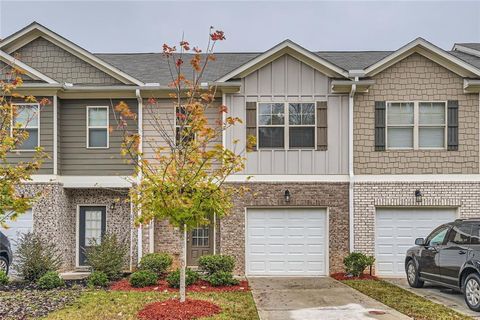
249 277 410 320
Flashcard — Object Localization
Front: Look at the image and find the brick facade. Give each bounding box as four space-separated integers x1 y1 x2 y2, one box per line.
354 53 479 174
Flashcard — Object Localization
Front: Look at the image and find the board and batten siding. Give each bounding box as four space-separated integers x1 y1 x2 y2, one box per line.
59 99 137 176
7 97 54 174
225 54 349 175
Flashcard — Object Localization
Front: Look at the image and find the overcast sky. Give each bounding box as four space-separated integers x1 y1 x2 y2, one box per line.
0 0 479 53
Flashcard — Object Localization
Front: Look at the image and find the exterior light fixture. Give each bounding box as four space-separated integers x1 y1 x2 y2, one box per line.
415 189 423 203
284 190 291 203
110 202 116 211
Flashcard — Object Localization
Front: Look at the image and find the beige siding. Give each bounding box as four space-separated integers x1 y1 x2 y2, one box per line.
59 99 137 175
354 53 479 174
226 54 349 175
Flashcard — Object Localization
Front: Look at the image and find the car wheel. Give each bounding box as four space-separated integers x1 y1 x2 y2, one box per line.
464 273 480 311
0 256 8 275
406 260 424 288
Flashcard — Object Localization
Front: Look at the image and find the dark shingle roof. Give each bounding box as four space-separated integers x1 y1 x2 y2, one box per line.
315 51 393 70
455 43 480 51
449 51 480 69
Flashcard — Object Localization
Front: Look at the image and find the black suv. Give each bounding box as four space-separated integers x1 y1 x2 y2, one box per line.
0 231 12 275
406 219 480 311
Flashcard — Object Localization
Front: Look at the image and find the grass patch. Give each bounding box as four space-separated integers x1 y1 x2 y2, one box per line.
342 280 472 320
42 290 259 320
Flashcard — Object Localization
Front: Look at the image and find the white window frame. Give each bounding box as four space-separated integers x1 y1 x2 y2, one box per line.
386 101 447 150
11 103 40 152
86 106 109 149
257 102 317 150
174 105 195 145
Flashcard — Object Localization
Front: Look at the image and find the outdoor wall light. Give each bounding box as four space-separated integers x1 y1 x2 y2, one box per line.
284 189 291 203
110 202 116 211
415 189 423 203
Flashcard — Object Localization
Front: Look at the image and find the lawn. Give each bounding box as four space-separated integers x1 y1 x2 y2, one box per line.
42 290 259 320
342 279 472 320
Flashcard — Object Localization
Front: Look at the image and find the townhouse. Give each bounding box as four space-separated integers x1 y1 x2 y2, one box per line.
1 22 480 277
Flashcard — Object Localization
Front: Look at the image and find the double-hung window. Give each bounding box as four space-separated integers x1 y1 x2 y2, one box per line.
13 103 40 150
386 101 446 149
87 106 109 148
258 102 315 149
175 106 194 145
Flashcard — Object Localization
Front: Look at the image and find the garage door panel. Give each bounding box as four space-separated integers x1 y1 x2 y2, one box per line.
1 210 33 253
375 208 456 276
247 208 327 276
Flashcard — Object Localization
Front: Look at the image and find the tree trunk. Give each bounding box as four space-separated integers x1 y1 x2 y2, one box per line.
179 226 187 302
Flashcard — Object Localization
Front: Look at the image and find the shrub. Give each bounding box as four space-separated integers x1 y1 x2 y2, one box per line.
0 271 8 285
87 271 109 288
343 252 375 277
84 233 127 281
166 268 199 288
207 271 239 287
129 270 158 288
198 255 235 275
139 253 173 277
36 271 64 290
13 232 62 282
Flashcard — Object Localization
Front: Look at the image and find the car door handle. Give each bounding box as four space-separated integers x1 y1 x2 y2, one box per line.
459 250 467 255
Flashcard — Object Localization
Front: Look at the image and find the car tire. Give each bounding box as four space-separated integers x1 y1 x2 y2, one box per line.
0 256 8 275
464 273 480 311
406 260 424 288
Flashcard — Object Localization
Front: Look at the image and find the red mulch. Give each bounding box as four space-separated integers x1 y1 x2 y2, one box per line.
138 299 221 320
331 272 378 281
109 279 250 292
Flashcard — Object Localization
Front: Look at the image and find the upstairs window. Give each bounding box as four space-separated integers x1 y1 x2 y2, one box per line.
386 101 446 150
87 106 109 148
13 103 40 150
258 102 315 149
175 106 195 146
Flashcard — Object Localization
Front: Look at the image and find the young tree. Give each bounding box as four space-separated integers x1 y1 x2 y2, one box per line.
0 65 47 227
115 29 253 302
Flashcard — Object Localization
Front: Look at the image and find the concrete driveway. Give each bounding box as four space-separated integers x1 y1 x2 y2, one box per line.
386 278 480 319
249 277 410 320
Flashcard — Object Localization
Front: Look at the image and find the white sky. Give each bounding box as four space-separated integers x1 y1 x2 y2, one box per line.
0 0 479 53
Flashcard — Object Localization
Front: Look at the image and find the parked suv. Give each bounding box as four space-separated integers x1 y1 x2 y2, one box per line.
406 219 480 311
0 231 12 275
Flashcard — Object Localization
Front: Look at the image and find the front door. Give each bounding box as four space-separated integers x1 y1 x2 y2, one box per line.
78 206 106 266
187 224 214 266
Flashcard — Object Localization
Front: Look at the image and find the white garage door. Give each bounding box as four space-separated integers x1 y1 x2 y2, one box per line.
375 208 456 276
0 209 33 253
246 208 327 276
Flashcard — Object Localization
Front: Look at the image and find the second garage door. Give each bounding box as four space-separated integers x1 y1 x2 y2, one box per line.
0 209 33 253
375 208 456 276
246 208 327 276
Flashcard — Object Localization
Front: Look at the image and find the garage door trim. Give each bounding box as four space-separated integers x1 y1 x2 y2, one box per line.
244 207 329 277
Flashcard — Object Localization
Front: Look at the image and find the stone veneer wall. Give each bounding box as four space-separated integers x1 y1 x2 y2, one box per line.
354 53 479 174
221 182 350 275
354 181 480 256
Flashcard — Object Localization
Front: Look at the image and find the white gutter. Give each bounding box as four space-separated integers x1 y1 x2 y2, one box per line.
135 89 144 262
53 95 58 175
348 77 357 252
222 93 227 149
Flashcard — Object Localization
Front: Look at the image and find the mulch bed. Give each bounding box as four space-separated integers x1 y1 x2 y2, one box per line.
110 279 249 293
138 299 221 320
331 272 378 281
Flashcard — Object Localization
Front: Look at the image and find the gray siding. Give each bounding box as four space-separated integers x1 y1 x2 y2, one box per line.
225 54 349 175
7 97 54 174
59 99 137 176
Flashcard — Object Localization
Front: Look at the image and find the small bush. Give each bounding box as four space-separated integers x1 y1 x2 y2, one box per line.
87 271 109 288
13 232 62 282
139 253 173 277
344 252 375 277
198 255 235 275
166 268 199 288
129 270 158 288
207 271 239 287
0 271 9 285
36 271 64 290
84 233 127 281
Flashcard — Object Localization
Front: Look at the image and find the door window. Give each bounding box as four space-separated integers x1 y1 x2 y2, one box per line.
426 225 449 246
192 227 209 247
446 224 472 245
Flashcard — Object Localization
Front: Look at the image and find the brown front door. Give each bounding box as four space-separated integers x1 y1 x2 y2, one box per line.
187 224 214 266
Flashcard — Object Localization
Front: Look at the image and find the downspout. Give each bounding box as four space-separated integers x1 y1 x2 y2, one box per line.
53 95 58 176
349 79 357 253
135 89 144 263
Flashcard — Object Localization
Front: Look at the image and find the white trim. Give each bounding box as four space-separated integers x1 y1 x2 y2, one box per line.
354 174 480 182
53 95 58 175
226 174 349 182
213 213 217 255
0 50 58 84
76 204 108 268
28 174 58 182
0 23 144 85
348 81 356 253
86 106 109 149
453 44 480 58
149 221 154 254
364 38 480 78
222 93 226 149
216 40 348 82
11 102 41 152
61 176 132 188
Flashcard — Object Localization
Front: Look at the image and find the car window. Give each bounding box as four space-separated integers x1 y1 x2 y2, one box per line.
471 225 480 245
447 224 472 245
426 226 449 246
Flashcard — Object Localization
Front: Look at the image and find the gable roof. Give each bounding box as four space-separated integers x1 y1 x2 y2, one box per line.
0 49 58 84
0 22 144 85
